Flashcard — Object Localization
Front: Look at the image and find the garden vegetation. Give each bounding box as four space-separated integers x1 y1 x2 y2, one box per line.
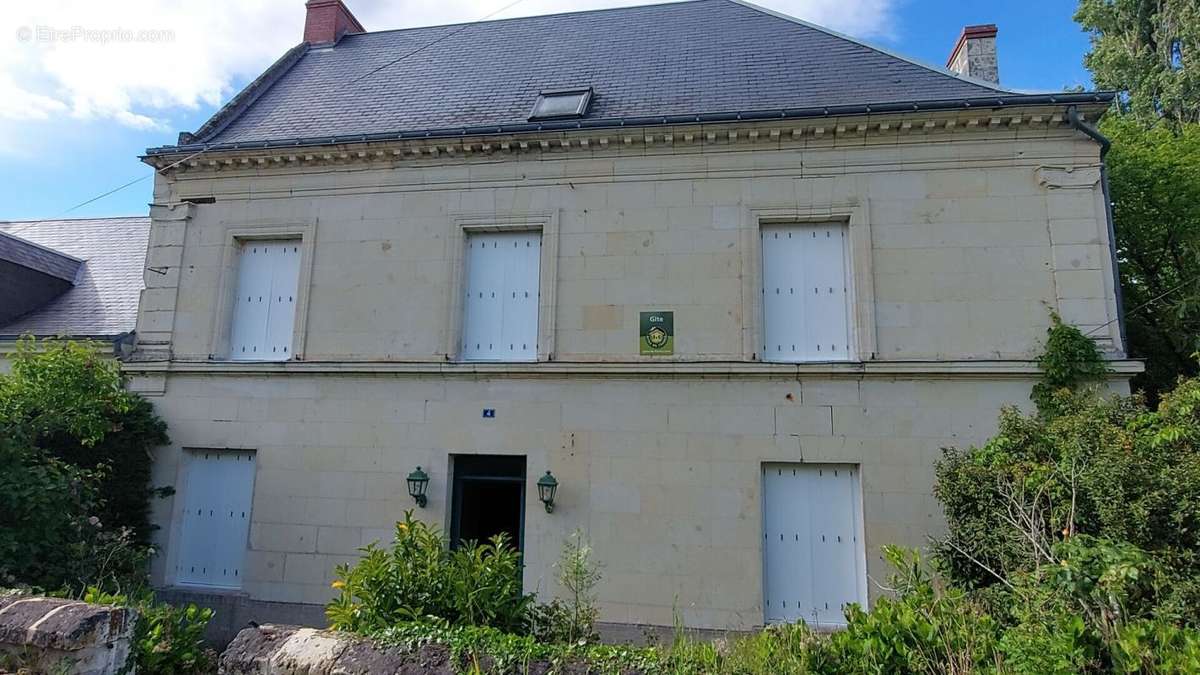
0 337 214 674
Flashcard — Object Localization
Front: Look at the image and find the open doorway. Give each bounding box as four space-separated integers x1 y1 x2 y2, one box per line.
450 455 526 552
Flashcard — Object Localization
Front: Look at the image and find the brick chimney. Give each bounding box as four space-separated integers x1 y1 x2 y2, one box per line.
303 0 364 45
946 24 999 85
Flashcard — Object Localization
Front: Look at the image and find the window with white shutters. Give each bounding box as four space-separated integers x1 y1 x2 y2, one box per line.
762 463 866 627
175 449 256 589
761 223 851 362
462 231 541 361
229 240 301 361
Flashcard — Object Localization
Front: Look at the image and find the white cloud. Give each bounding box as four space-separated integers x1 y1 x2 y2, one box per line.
0 0 896 136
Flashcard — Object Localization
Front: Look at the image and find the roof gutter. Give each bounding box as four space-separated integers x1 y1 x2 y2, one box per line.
1067 105 1111 159
0 332 133 357
1066 104 1126 354
145 91 1116 157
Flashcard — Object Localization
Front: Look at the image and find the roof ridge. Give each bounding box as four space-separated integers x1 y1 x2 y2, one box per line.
724 0 1021 95
0 229 85 265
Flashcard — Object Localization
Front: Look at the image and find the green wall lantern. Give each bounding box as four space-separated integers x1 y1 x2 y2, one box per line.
407 466 429 508
537 470 558 513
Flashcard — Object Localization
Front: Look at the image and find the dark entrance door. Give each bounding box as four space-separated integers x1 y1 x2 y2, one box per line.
450 455 526 552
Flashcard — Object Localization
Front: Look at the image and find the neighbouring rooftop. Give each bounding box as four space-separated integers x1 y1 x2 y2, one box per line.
0 217 151 340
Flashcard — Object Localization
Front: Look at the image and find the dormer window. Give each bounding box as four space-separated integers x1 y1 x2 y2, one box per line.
528 87 592 121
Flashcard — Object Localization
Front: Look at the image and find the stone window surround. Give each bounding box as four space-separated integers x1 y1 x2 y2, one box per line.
739 203 877 362
445 211 561 362
208 223 319 361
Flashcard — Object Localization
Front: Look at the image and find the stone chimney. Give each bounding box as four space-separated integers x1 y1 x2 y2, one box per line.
303 0 364 45
946 24 999 85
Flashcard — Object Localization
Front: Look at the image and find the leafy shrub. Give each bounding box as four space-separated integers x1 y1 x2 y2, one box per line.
823 546 1001 674
934 332 1200 624
0 337 131 446
327 511 531 634
0 433 97 589
85 588 216 675
0 337 169 544
0 433 147 593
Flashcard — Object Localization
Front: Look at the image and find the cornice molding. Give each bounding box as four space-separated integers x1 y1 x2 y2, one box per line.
144 106 1103 177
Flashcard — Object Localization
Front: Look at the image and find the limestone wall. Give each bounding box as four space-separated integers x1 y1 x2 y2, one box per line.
135 120 1126 364
146 372 1131 630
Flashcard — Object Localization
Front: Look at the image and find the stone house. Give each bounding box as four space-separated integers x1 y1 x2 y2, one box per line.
128 0 1138 637
0 217 151 365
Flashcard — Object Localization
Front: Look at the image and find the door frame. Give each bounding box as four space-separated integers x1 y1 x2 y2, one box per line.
448 454 527 553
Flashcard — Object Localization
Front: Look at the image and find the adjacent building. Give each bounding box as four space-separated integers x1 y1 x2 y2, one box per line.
128 0 1138 637
0 217 151 362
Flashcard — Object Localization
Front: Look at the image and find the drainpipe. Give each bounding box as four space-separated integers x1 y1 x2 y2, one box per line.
1067 105 1127 355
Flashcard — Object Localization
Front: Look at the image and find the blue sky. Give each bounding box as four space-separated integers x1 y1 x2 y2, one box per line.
0 0 1095 222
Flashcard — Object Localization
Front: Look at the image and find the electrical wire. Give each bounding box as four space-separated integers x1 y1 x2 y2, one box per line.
350 0 528 84
54 148 210 218
1084 271 1200 337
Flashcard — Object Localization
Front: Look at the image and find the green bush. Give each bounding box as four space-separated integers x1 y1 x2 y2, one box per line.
327 511 532 634
822 546 1001 674
85 588 216 675
934 383 1200 622
0 433 147 593
0 337 169 544
934 323 1200 624
0 338 164 594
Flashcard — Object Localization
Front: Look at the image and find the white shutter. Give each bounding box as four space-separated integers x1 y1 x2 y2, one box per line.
462 231 540 361
265 242 301 359
230 240 300 361
761 224 851 361
762 463 866 627
175 450 256 589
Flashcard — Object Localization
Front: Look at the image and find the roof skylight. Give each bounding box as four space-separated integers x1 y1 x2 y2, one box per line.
528 88 593 121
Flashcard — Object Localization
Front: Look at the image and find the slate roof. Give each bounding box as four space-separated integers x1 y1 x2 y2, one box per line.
0 231 82 283
0 217 151 338
153 0 1110 154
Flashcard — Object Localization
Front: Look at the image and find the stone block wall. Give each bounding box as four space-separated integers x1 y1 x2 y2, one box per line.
146 372 1131 630
133 120 1127 366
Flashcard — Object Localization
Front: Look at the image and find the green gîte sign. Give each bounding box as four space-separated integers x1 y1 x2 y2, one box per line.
639 311 674 355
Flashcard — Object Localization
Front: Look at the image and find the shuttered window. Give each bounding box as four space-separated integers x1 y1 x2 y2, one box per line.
229 240 301 361
762 463 866 627
761 223 851 361
462 231 541 361
175 450 256 589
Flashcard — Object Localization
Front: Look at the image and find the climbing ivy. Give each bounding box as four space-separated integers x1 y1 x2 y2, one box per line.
1032 313 1110 416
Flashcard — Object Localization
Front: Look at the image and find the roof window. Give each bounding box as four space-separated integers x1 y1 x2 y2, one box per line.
528 88 592 121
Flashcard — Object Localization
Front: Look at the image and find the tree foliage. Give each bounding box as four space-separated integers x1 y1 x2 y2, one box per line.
1102 117 1200 400
1076 0 1200 124
1073 1 1200 400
